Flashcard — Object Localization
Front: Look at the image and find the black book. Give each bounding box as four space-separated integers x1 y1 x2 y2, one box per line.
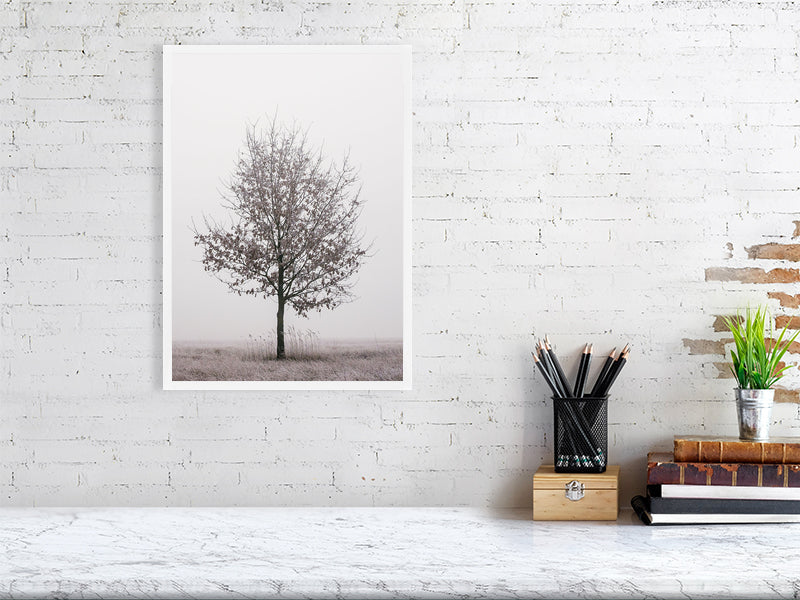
631 495 800 525
647 492 800 514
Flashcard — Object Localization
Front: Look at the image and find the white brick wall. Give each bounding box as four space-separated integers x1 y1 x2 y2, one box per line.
2 0 800 507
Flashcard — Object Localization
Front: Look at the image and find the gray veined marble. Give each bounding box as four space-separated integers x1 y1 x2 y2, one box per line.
0 507 798 599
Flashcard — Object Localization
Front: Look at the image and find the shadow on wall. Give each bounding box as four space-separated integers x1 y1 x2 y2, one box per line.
498 344 552 508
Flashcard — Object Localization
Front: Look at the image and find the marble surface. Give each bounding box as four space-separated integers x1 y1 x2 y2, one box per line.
1 507 799 599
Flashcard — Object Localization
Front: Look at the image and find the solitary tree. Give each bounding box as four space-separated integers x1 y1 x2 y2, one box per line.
193 118 369 359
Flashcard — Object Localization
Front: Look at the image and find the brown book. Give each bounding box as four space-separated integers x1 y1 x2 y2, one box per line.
674 435 800 464
647 452 800 487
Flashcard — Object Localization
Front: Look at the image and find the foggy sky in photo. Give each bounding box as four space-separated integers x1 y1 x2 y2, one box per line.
168 48 406 343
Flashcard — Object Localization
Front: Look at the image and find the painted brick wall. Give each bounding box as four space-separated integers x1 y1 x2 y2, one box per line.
1 0 799 507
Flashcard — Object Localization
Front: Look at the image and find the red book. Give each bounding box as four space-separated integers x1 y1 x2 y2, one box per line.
647 452 800 487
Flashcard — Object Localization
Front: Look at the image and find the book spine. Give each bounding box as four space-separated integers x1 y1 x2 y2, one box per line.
647 495 800 514
674 439 800 464
630 495 652 525
647 461 800 487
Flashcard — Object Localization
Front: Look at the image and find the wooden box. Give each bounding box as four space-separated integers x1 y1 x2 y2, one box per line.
533 465 619 521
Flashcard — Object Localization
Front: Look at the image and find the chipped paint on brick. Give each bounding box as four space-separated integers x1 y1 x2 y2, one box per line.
705 267 800 284
682 339 728 355
775 316 800 330
775 388 800 404
769 292 800 309
746 243 800 262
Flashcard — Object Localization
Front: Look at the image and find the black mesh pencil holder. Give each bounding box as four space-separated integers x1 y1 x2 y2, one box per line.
553 396 608 473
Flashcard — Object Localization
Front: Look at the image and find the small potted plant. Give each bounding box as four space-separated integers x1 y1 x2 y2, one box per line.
724 306 800 441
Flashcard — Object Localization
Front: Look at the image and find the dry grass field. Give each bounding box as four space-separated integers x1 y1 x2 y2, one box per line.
172 337 403 381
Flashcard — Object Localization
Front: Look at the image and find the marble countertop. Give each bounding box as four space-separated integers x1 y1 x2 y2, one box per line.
0 507 798 599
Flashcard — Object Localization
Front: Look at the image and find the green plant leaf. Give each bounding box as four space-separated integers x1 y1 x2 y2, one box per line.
725 305 799 389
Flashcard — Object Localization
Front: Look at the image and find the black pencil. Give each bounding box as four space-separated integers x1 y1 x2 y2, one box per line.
532 351 561 398
598 346 629 397
597 343 629 395
573 343 591 398
544 335 572 397
534 347 573 462
539 340 587 463
589 347 616 398
561 399 604 464
538 341 568 397
538 348 586 464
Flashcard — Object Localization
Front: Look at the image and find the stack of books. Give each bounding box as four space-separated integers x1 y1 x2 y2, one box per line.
632 435 800 525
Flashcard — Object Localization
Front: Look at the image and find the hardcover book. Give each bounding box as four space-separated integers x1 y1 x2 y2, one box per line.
631 495 800 525
649 483 800 501
647 452 800 487
674 435 800 464
645 491 800 514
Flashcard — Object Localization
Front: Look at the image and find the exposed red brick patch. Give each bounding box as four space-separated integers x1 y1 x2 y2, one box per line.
711 363 797 377
775 316 800 330
766 339 800 354
713 315 741 332
768 292 800 309
682 338 728 355
775 388 800 404
746 243 800 262
705 267 800 284
714 362 734 379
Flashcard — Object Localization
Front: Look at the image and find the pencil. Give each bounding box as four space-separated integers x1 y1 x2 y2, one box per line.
589 347 616 398
532 351 561 398
598 347 629 397
539 341 568 398
535 347 582 465
541 340 588 462
544 335 572 397
561 399 604 465
598 344 629 395
573 343 591 398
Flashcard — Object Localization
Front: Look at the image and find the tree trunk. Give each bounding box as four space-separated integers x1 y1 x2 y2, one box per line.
276 296 285 360
276 259 285 360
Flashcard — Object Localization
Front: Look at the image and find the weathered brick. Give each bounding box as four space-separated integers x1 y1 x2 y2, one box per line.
682 338 728 355
705 267 800 284
775 316 800 330
767 339 800 355
714 363 735 379
776 388 800 404
713 315 742 332
746 243 800 262
769 292 800 309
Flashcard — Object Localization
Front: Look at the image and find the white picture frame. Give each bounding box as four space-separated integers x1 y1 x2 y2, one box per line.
162 45 412 391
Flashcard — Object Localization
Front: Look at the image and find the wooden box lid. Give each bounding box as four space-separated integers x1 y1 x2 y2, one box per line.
534 465 620 490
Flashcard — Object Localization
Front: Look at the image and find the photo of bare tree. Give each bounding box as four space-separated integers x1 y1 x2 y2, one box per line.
163 46 411 390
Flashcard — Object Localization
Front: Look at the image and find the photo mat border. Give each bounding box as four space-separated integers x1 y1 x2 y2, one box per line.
162 44 412 391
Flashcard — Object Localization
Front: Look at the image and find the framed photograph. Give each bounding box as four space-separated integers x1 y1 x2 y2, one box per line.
162 45 411 390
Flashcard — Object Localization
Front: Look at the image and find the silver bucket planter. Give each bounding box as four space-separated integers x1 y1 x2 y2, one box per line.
735 388 775 441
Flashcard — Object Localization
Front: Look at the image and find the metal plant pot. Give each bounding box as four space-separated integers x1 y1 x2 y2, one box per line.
735 388 775 441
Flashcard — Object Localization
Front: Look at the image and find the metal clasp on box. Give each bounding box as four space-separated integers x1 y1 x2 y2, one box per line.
565 480 584 501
